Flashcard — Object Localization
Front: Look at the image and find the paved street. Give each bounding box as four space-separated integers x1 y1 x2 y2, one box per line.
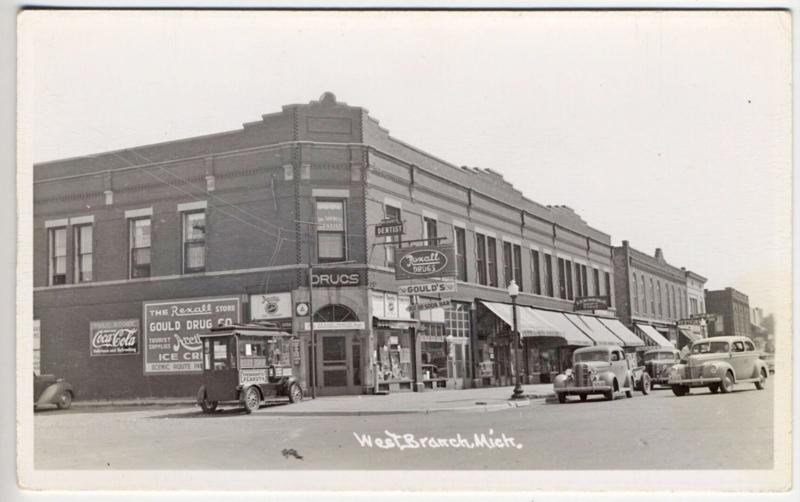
34 383 773 470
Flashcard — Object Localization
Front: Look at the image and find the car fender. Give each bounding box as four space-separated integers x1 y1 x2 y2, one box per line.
755 361 769 379
36 382 73 406
598 371 615 387
704 360 735 381
552 373 569 390
238 384 262 403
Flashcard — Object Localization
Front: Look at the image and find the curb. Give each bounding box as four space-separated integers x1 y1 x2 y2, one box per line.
258 399 532 417
72 400 195 408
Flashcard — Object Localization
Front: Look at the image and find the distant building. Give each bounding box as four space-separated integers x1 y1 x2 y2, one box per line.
612 242 690 348
704 288 751 337
680 269 708 341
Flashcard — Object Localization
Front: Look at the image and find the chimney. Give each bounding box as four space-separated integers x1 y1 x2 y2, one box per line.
655 248 664 261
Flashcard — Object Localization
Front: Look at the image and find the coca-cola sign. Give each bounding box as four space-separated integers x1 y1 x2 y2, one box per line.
90 319 139 356
395 245 456 280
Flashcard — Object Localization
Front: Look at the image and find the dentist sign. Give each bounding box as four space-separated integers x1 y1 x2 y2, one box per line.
143 296 241 374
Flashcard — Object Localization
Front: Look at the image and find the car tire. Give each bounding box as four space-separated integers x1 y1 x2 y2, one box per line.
579 394 588 402
755 369 767 390
200 398 218 413
56 391 72 410
708 383 720 394
605 382 616 401
671 385 688 397
640 374 651 395
288 383 303 403
625 388 633 398
719 371 733 393
557 392 567 404
242 387 261 414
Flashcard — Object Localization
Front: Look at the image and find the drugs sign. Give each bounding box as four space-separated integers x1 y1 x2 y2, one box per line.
395 245 456 280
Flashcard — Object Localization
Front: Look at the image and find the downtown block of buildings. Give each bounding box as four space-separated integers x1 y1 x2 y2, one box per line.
32 93 761 399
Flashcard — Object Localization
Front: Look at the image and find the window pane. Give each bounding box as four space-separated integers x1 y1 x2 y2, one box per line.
80 255 93 281
184 212 206 240
316 201 344 231
53 228 66 256
318 233 344 260
133 219 151 248
79 226 93 253
185 242 205 270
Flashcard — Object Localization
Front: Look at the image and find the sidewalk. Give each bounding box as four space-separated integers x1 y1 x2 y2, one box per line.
71 384 555 416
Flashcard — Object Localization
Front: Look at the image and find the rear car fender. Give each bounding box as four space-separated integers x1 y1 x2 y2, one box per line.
755 361 769 379
36 382 73 406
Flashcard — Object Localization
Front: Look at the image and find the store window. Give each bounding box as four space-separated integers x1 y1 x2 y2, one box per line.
376 331 412 382
129 217 151 278
531 250 541 295
182 210 206 273
384 205 401 267
352 340 361 386
423 216 438 246
74 224 93 283
316 200 346 262
487 237 498 287
475 233 487 285
454 227 467 281
445 302 470 338
421 324 448 381
48 227 67 286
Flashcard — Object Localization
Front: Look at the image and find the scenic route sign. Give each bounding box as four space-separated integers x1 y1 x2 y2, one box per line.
398 280 456 296
395 245 456 280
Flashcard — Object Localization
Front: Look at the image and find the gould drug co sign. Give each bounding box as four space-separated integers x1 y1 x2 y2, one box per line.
143 296 241 374
395 245 456 280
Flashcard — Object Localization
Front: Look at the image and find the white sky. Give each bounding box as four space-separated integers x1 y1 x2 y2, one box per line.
20 10 792 317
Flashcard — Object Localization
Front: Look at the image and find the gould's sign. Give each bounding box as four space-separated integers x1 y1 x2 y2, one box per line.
395 245 456 280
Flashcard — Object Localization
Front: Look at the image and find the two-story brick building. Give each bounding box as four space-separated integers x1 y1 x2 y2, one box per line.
33 92 644 399
705 287 751 337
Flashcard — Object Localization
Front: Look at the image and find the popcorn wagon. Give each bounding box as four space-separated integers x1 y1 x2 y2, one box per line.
196 324 304 413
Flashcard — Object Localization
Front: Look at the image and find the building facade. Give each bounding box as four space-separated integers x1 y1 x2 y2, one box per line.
705 288 751 337
612 242 693 348
34 93 633 399
679 269 709 340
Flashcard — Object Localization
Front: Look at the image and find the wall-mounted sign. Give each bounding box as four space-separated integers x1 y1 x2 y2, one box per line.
311 268 365 288
143 296 241 374
250 292 292 320
574 296 610 311
375 220 404 237
406 298 451 313
291 339 302 364
304 321 366 331
295 302 310 317
395 245 456 280
90 319 139 356
398 280 456 296
678 318 704 326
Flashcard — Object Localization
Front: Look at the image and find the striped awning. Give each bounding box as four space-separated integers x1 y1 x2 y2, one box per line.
565 314 622 346
597 318 646 347
480 301 562 338
529 309 594 347
636 323 674 348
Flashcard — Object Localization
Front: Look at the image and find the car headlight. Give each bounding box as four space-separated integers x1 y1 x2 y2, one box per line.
565 369 573 377
709 364 718 374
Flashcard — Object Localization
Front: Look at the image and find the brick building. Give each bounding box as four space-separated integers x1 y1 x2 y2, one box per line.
34 92 644 399
612 241 694 348
705 287 751 337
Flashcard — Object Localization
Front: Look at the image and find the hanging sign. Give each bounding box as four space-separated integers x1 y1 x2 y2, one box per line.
398 280 456 296
375 220 404 237
406 298 451 313
395 245 456 280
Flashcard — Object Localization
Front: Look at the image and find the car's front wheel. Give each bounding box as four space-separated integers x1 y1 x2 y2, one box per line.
557 392 567 404
708 383 720 394
640 374 651 395
200 398 218 413
288 383 303 403
56 390 72 410
755 369 767 390
242 387 261 414
671 385 689 397
719 371 734 393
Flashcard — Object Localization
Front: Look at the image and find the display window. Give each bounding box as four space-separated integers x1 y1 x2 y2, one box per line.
376 331 411 382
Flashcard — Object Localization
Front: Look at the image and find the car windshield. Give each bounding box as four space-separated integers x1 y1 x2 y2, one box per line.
691 341 729 354
644 352 675 361
574 350 609 363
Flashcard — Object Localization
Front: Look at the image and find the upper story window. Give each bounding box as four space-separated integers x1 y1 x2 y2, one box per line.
593 268 601 296
530 249 541 295
183 210 206 273
575 263 584 298
475 233 487 285
580 265 588 297
649 278 656 315
565 260 574 300
74 224 93 283
632 274 639 313
513 244 523 292
384 205 401 267
48 227 67 286
316 200 346 263
656 280 663 317
503 242 513 288
666 285 673 318
557 258 567 300
130 217 152 278
423 216 438 246
544 253 554 297
454 227 467 282
486 237 498 287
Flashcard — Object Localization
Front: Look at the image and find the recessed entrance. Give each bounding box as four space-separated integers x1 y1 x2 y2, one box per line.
312 304 362 396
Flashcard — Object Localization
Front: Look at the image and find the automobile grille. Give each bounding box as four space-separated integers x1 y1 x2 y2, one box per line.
575 363 591 387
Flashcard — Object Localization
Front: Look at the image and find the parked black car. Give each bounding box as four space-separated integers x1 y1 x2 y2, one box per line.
34 372 75 410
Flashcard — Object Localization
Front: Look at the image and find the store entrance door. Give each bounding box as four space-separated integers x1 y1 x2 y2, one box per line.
316 333 361 396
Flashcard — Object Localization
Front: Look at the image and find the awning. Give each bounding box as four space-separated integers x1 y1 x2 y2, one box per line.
529 309 594 346
566 314 622 346
597 318 646 347
678 327 702 343
480 301 562 338
373 316 418 329
635 323 674 348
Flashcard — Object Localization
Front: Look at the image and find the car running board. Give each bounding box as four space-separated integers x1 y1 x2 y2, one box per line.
736 378 761 383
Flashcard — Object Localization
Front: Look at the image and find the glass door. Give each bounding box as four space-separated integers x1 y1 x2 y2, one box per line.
317 334 351 395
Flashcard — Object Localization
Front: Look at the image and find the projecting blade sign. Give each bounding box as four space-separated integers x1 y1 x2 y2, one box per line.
394 245 456 280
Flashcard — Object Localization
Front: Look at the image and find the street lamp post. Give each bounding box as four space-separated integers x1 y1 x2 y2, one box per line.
508 280 525 400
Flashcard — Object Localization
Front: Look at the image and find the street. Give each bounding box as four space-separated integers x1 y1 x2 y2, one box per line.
34 384 773 470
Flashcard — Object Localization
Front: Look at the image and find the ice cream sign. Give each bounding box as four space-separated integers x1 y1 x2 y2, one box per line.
143 296 241 374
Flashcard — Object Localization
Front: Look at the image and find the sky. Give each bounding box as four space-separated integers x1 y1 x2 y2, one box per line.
19 10 792 318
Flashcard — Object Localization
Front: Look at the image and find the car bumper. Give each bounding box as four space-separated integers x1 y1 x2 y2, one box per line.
556 385 612 394
668 377 721 387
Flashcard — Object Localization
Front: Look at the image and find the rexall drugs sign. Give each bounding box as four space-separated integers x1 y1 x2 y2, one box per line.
395 245 456 280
